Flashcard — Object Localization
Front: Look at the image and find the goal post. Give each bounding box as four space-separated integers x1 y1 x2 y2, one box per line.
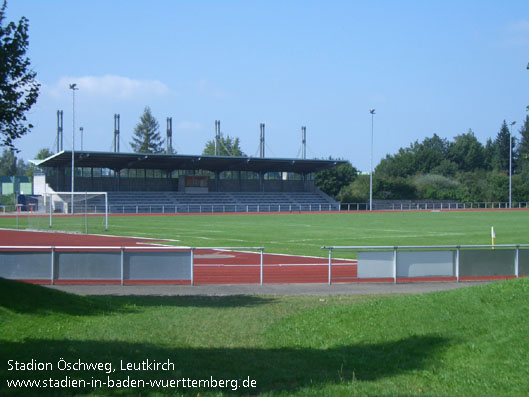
43 191 108 232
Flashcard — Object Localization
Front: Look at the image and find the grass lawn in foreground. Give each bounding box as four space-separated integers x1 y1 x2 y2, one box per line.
2 210 528 257
1 277 528 396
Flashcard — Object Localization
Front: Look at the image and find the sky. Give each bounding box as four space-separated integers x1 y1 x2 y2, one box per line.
4 0 529 172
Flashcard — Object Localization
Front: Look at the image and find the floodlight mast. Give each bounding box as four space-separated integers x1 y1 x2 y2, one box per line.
369 109 375 211
509 121 516 208
69 83 78 214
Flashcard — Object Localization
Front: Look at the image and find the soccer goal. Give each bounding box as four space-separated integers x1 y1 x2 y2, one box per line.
37 191 109 233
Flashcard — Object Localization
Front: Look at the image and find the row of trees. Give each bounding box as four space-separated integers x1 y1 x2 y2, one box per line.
0 147 52 177
317 117 529 203
130 106 245 156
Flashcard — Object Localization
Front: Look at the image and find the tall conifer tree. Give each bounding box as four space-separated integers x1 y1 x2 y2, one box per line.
130 107 164 153
491 120 514 173
517 115 529 172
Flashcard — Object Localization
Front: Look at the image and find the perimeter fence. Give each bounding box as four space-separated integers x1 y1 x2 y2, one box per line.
3 201 529 215
340 201 529 211
323 244 529 284
3 244 529 285
0 246 264 286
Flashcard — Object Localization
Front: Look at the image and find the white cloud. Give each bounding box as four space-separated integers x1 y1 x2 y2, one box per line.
196 79 230 100
507 20 529 33
498 19 529 48
176 121 202 131
47 75 171 100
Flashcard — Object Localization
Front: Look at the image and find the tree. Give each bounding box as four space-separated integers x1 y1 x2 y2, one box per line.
315 161 358 198
336 174 369 203
374 176 417 200
516 115 529 172
483 138 495 170
35 147 53 160
130 106 164 153
375 148 417 178
375 134 449 178
27 147 53 177
0 148 15 175
203 134 245 156
0 1 40 150
448 129 485 172
491 120 514 173
413 174 459 200
412 134 450 174
0 147 27 175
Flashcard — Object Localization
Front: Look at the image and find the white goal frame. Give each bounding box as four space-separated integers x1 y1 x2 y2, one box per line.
45 191 108 231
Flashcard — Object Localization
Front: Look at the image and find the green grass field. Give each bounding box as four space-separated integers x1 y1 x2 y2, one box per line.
2 210 529 395
1 277 528 396
2 210 529 257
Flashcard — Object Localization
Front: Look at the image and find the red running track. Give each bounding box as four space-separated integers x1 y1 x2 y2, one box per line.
0 229 357 284
193 250 356 284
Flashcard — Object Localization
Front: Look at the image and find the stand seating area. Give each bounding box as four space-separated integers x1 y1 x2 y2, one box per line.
87 191 339 214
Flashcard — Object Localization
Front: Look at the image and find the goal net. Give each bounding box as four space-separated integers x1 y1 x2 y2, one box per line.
20 192 108 234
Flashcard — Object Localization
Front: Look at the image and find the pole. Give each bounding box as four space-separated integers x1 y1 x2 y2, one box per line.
80 127 84 151
260 248 264 285
50 247 55 285
393 247 397 284
301 126 306 159
190 248 194 285
56 110 62 153
104 193 108 231
120 248 124 286
455 247 460 282
69 84 78 214
509 121 516 209
328 248 332 285
84 191 88 234
369 109 375 211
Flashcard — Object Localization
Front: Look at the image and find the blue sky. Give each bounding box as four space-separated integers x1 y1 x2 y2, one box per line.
5 0 529 172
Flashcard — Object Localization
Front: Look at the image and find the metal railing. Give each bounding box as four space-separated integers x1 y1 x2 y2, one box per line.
4 201 529 215
322 244 529 284
105 203 341 214
339 202 529 211
0 246 265 286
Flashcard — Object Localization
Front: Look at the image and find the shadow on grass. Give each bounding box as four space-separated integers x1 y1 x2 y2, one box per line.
111 294 275 309
0 335 449 396
0 278 274 316
0 278 120 316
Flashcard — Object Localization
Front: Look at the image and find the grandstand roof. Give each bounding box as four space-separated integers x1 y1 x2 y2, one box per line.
34 151 345 174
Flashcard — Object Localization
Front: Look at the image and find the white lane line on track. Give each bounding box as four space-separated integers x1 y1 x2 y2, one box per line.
195 263 357 267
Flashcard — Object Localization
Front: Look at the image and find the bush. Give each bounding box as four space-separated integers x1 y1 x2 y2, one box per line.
336 174 369 202
413 174 460 199
374 176 417 200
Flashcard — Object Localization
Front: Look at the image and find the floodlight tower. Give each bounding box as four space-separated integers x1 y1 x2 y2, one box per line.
166 117 173 154
114 114 120 152
369 109 375 211
509 121 516 208
301 126 306 159
69 83 78 214
260 123 265 158
57 110 63 152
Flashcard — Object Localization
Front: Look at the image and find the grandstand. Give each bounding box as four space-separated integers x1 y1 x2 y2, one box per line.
32 151 343 214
